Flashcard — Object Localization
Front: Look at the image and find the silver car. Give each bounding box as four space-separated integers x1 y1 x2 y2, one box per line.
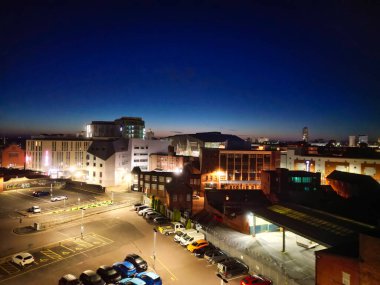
51 195 68 202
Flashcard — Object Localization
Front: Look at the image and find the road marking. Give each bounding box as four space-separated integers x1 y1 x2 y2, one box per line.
40 249 63 260
0 262 19 274
150 256 178 281
0 233 114 282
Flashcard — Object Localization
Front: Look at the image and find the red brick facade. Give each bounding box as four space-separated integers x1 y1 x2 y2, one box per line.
1 144 25 169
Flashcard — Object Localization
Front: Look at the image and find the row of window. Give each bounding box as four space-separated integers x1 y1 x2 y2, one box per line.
134 159 148 162
291 177 314 183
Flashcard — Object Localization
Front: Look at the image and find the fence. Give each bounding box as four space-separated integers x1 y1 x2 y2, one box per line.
200 226 305 285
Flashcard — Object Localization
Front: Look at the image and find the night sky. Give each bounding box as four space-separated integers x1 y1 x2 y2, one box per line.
1 0 379 141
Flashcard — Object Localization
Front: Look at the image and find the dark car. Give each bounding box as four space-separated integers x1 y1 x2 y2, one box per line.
79 270 106 285
58 274 83 285
193 243 216 258
152 216 170 225
32 190 50 197
204 248 226 263
124 254 148 273
96 265 122 283
217 258 249 279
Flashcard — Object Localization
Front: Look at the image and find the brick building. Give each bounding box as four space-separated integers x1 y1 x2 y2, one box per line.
1 144 25 169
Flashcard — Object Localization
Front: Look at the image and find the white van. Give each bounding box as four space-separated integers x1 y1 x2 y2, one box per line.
180 232 205 247
174 229 197 243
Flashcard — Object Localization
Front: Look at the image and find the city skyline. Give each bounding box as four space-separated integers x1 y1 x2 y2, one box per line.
1 1 379 141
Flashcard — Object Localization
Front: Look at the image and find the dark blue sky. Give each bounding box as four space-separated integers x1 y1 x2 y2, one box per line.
1 0 379 141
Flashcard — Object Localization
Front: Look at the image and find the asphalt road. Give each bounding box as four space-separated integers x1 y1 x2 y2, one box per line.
0 192 243 285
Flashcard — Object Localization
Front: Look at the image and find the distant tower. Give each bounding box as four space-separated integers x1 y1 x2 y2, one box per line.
358 135 368 145
349 136 356 147
302 127 309 142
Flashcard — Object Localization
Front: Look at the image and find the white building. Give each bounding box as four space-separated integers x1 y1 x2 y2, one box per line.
86 138 169 187
25 137 92 179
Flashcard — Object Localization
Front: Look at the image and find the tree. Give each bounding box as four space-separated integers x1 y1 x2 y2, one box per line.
185 218 192 229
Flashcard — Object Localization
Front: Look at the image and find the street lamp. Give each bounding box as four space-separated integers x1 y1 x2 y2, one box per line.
81 208 86 239
78 197 81 207
153 228 157 270
50 183 53 197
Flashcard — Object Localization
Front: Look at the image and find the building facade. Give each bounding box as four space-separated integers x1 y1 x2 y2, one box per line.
86 121 120 138
86 138 169 187
1 144 25 169
169 132 250 157
115 117 145 139
281 149 380 183
200 149 281 192
25 136 91 178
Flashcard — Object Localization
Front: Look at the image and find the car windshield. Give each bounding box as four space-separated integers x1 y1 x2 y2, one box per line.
134 258 144 264
24 256 33 260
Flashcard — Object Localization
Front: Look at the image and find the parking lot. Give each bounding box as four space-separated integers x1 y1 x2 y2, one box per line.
0 202 247 285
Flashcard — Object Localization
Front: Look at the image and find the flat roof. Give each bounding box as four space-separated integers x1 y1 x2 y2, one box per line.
253 203 377 247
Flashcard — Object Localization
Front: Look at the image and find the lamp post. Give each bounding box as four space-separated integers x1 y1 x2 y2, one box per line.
81 208 86 239
50 183 53 197
153 228 157 270
111 191 114 203
78 197 80 207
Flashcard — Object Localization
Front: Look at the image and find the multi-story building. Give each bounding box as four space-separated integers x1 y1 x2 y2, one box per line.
169 132 250 157
25 135 91 178
302 126 309 142
200 148 281 192
1 143 25 169
261 168 321 199
87 138 169 187
86 116 145 139
86 121 120 138
281 149 380 183
131 164 199 214
114 117 145 139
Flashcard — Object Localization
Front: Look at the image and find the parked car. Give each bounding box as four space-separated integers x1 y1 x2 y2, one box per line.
240 274 272 285
79 270 106 285
138 207 153 216
32 190 50 197
96 265 122 283
58 274 83 285
135 205 149 212
204 248 226 262
11 252 34 267
142 209 156 218
144 212 161 221
133 203 143 210
113 261 137 278
51 195 68 202
174 229 197 243
157 222 185 236
117 277 146 285
187 239 209 253
152 216 170 225
124 254 148 273
209 254 232 265
217 258 249 279
193 243 216 258
136 272 162 285
27 205 41 213
179 232 205 247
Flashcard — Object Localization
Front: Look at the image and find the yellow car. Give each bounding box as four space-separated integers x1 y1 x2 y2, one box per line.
187 239 209 253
